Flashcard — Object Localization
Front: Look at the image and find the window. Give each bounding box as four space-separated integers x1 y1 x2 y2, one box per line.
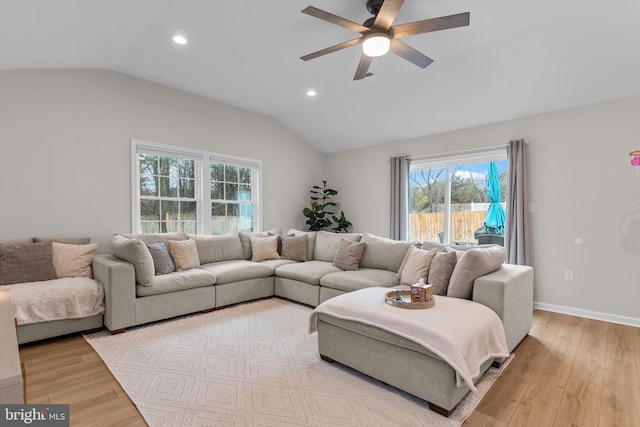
408 150 507 245
132 140 261 235
138 153 198 233
210 160 255 234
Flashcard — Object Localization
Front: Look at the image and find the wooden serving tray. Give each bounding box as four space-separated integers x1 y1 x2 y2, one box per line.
385 290 435 309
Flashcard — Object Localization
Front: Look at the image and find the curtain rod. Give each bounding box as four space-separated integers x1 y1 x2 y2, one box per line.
408 143 509 161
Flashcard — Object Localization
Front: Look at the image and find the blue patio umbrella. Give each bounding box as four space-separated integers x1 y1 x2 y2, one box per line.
484 162 505 234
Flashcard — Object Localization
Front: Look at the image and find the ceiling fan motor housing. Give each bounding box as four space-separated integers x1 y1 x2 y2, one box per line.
366 0 384 16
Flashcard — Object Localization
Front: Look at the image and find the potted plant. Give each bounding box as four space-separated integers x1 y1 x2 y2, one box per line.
303 180 352 232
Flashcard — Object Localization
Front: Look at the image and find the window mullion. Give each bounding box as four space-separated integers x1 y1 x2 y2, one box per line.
443 165 452 244
201 161 211 235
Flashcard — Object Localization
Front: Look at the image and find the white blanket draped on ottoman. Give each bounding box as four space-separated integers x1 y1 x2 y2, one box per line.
309 287 509 391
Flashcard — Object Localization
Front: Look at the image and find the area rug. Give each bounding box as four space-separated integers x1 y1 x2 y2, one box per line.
84 298 510 427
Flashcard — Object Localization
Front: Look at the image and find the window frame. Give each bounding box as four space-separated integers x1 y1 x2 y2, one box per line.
131 139 262 234
409 148 507 244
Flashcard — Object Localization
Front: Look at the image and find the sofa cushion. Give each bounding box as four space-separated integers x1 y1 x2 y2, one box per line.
0 240 58 285
313 231 362 262
396 246 438 286
119 232 188 245
190 233 244 264
428 251 458 296
146 242 176 275
359 233 411 272
199 260 274 285
422 242 498 252
281 234 308 262
250 235 280 262
287 229 317 260
333 238 366 271
275 260 341 285
136 269 216 297
239 228 282 260
110 235 155 286
447 246 506 299
167 240 200 271
52 242 99 278
320 268 399 292
6 277 104 325
258 259 298 269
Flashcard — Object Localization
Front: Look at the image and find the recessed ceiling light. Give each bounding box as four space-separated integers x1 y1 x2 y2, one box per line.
306 90 317 97
171 34 188 45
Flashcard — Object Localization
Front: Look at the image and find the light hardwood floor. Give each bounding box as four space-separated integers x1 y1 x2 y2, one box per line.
19 309 640 426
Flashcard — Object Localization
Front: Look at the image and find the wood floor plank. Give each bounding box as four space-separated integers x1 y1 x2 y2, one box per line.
570 318 608 384
553 377 601 427
463 410 507 426
603 357 638 390
599 381 640 427
606 323 636 364
508 382 563 426
475 336 547 422
530 333 580 391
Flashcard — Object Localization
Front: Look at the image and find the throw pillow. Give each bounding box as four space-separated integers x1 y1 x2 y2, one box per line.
427 251 458 296
0 240 57 285
314 231 362 262
359 233 412 272
110 235 155 286
447 246 506 299
167 239 200 271
286 229 318 260
51 242 99 278
146 242 176 275
249 235 280 262
396 246 438 286
333 238 366 271
281 234 308 262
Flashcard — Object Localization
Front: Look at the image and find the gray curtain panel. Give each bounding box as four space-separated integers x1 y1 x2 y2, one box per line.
390 156 411 241
506 139 531 265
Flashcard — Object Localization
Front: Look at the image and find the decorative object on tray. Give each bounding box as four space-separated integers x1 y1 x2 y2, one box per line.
411 278 433 303
385 289 434 309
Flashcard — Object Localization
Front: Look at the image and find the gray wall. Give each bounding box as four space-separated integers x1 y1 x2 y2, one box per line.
325 96 640 322
0 70 324 250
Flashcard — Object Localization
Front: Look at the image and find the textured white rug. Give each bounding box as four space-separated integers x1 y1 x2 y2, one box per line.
84 298 508 427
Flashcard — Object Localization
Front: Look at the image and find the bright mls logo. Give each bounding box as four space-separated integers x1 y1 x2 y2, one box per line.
1 405 69 426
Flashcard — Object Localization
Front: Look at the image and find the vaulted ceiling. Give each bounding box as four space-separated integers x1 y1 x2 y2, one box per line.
2 0 639 153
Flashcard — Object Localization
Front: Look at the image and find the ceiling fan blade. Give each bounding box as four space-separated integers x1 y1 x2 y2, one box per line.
373 0 404 30
391 12 470 39
353 53 373 80
302 6 369 34
389 39 433 69
301 38 363 61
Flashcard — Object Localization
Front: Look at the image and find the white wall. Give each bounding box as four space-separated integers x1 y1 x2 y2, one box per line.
326 96 640 322
0 70 324 250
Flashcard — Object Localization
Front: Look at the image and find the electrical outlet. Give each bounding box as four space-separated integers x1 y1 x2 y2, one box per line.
564 270 574 282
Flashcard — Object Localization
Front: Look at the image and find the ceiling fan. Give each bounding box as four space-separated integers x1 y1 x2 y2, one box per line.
300 0 470 80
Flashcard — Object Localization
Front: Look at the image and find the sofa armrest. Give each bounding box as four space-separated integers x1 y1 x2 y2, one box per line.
472 264 534 352
92 254 137 331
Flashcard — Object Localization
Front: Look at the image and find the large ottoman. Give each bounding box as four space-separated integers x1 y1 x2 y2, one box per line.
309 287 510 416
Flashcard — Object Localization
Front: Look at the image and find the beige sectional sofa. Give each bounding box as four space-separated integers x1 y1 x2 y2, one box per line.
93 229 534 354
0 237 105 344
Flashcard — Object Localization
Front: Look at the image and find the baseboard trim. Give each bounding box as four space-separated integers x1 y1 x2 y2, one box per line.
534 302 640 328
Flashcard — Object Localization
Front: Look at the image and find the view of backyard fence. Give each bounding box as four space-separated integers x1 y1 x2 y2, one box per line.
409 201 506 244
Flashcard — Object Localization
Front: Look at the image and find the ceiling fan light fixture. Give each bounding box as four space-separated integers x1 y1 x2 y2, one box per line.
362 33 390 57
